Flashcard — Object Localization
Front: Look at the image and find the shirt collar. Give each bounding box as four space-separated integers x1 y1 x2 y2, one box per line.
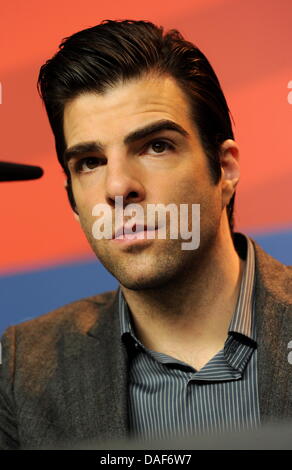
229 233 256 342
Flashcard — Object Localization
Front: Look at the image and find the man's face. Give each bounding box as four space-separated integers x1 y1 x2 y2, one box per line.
63 74 228 290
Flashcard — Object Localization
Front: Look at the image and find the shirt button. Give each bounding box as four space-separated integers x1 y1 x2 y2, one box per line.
135 342 139 348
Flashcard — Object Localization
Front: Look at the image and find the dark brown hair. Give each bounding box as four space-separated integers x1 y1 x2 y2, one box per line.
37 19 236 232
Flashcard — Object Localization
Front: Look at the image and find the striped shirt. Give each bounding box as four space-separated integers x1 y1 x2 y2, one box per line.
119 234 261 439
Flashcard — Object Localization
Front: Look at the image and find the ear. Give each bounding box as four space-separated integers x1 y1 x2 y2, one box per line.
64 179 80 223
219 139 240 209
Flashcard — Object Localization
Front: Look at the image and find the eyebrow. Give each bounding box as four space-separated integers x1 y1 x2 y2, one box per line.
63 119 190 166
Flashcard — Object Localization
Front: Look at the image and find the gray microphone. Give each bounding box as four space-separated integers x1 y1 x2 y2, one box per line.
0 161 44 182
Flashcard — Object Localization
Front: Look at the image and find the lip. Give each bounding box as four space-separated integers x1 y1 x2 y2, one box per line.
111 224 158 244
113 223 156 239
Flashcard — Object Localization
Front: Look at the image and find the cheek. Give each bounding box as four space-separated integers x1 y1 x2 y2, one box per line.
174 173 221 220
72 179 97 213
167 173 204 202
77 209 92 234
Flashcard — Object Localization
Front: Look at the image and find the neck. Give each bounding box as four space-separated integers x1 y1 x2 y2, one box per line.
120 221 245 364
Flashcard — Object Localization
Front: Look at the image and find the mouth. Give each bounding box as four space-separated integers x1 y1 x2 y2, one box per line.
113 223 157 241
112 224 161 244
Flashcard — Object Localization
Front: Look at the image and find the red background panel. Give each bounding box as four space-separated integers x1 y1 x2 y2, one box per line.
0 0 291 274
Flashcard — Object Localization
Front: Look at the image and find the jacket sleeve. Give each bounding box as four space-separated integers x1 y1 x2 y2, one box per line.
0 326 20 449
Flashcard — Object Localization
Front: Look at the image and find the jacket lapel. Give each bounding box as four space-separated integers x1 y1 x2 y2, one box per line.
62 287 129 445
252 239 292 424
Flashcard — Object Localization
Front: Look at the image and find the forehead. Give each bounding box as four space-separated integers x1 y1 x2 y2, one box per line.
63 74 196 147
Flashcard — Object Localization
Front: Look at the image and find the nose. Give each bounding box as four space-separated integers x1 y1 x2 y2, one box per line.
104 156 146 209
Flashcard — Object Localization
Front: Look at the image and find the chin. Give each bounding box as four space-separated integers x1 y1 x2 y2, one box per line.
117 269 177 291
119 279 165 291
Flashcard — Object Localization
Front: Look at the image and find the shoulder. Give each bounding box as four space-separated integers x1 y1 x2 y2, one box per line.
0 288 118 355
250 237 292 307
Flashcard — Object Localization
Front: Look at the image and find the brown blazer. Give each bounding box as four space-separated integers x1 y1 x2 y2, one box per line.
0 236 291 449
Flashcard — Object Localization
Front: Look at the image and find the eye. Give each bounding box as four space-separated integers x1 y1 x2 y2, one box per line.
145 139 175 155
75 157 102 173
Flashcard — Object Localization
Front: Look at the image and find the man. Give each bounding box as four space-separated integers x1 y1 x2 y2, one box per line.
0 19 291 450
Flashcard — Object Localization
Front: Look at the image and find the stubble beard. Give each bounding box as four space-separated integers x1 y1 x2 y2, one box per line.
79 213 220 292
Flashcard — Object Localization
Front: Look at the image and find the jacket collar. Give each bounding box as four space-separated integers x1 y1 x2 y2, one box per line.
65 288 129 445
250 236 292 423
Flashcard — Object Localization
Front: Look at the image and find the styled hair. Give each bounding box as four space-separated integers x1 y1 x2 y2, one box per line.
37 19 236 232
